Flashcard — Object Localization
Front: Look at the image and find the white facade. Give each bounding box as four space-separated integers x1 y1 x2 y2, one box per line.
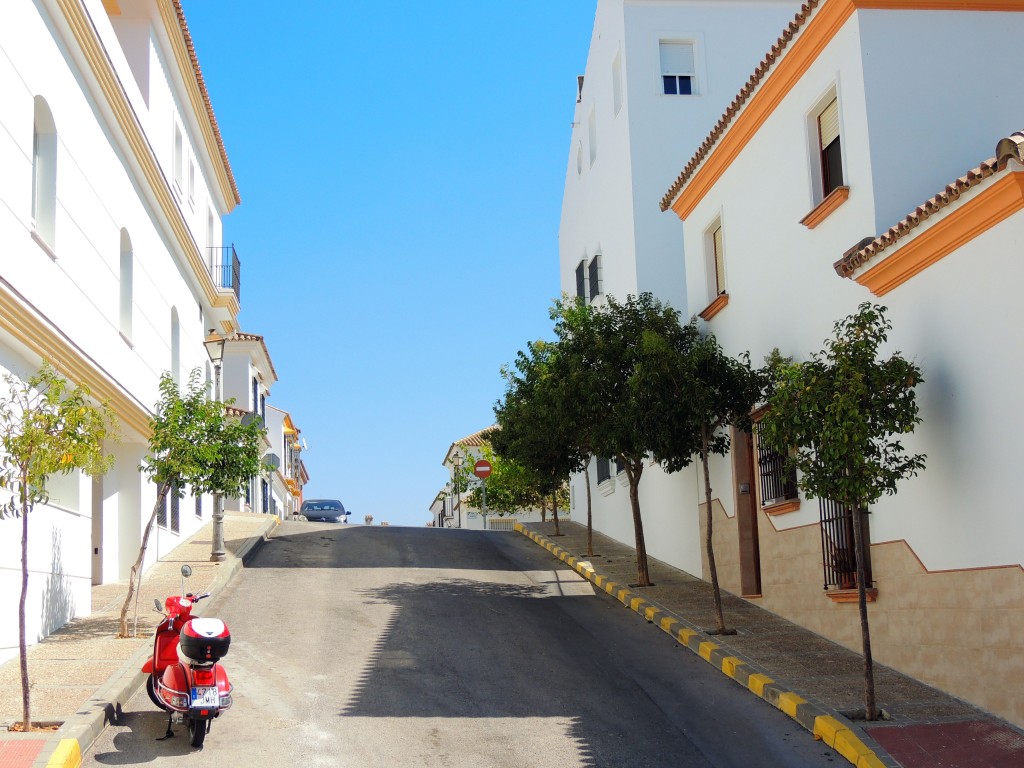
265 405 307 520
560 0 801 576
657 1 1024 725
0 0 242 662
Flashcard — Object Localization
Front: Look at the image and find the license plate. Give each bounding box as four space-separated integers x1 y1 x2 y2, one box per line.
190 686 220 708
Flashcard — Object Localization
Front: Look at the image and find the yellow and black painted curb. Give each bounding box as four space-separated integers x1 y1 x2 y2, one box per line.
514 523 895 768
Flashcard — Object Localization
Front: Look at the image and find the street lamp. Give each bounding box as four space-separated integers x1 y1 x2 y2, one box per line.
452 453 464 529
203 329 227 563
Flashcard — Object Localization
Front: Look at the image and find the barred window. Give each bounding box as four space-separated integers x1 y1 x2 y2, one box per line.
195 495 203 519
820 499 872 591
755 429 798 507
157 491 168 529
170 482 180 534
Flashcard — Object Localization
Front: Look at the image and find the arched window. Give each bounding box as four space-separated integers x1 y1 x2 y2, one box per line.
119 229 133 340
32 96 57 249
170 307 180 385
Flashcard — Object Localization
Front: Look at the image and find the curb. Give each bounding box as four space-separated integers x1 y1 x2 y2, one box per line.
514 523 899 768
37 516 278 768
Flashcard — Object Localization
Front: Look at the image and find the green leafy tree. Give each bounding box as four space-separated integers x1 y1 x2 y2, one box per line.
0 363 116 730
464 441 541 516
759 303 925 720
492 340 586 537
638 324 762 634
118 370 267 637
555 294 692 587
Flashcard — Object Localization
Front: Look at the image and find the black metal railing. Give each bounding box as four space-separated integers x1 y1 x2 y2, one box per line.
819 498 871 591
208 245 241 303
755 425 798 505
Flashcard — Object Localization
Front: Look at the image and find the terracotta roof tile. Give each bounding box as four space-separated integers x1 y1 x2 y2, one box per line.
171 0 240 206
831 132 1024 277
660 1 821 212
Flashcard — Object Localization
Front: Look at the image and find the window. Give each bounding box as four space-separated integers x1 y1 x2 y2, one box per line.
195 494 203 519
596 457 611 485
261 478 269 514
710 224 725 296
188 158 195 204
32 96 58 249
170 308 180 385
818 96 843 197
820 499 872 592
612 51 623 115
157 492 168 529
575 260 587 300
173 123 183 193
252 376 259 413
660 41 695 95
614 457 624 475
588 255 601 301
755 424 798 507
119 229 133 340
588 108 597 166
170 483 180 534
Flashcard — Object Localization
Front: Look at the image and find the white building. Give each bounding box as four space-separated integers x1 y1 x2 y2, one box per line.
265 405 308 520
656 0 1024 726
0 0 246 662
437 428 549 531
560 0 801 576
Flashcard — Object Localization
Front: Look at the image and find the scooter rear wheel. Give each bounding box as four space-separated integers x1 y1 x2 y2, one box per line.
146 674 167 711
187 717 207 748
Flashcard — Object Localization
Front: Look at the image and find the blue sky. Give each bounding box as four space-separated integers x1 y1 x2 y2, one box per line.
180 2 598 525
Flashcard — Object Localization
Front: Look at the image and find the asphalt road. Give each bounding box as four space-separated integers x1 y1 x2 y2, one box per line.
83 523 837 767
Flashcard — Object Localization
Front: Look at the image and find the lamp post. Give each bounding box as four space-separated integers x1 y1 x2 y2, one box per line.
203 329 227 562
452 453 463 528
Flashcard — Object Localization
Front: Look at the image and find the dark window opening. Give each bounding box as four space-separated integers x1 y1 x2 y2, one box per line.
820 498 872 591
170 482 180 534
195 495 203 519
157 491 168 529
575 262 586 300
822 138 843 196
596 457 611 484
588 257 600 301
663 75 693 95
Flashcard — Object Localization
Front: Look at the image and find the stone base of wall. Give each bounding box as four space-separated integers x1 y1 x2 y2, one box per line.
699 500 1024 726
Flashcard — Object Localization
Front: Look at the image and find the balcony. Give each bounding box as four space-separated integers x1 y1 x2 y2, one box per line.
207 245 241 303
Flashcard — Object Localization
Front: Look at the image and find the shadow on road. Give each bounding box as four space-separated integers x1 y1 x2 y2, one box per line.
91 709 198 764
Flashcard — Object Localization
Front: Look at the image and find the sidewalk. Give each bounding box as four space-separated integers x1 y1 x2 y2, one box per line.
519 521 1024 768
0 511 276 768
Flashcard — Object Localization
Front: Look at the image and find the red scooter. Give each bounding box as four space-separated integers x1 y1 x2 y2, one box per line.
143 565 233 748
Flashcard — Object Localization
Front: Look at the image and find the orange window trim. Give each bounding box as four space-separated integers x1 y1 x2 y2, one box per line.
669 0 1024 223
856 170 1024 296
698 293 729 320
800 185 850 228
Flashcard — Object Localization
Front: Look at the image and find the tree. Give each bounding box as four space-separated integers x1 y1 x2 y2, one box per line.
118 370 266 637
464 441 542 516
759 303 925 720
492 340 586 538
555 294 691 587
638 324 762 633
0 363 116 730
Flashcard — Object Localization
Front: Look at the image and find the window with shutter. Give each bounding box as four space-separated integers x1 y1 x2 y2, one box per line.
818 97 843 196
660 41 695 95
712 225 725 295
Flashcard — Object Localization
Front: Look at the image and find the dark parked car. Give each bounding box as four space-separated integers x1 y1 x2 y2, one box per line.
300 499 348 522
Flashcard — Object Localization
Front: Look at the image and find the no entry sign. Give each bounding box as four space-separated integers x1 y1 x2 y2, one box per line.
473 459 492 479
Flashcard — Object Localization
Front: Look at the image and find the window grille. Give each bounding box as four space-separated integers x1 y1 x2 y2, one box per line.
819 498 871 590
195 495 203 519
170 482 180 533
596 457 611 484
755 424 798 506
157 492 168 529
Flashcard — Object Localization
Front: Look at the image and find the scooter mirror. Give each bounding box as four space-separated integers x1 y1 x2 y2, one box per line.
153 598 162 612
180 565 192 578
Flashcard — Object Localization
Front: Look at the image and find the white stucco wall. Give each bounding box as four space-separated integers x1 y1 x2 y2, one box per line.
0 0 238 659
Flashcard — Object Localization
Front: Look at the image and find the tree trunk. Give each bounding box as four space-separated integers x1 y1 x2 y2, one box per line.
18 478 30 731
551 491 561 536
701 429 729 634
119 481 170 638
852 502 877 720
584 465 594 557
624 460 650 587
540 496 547 523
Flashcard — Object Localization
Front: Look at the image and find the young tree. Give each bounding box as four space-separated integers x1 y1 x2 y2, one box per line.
118 370 266 637
0 363 116 731
492 340 585 538
759 303 925 720
555 294 691 587
638 325 762 634
464 441 541 517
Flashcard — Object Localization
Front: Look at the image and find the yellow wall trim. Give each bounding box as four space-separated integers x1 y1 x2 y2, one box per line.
855 171 1024 295
668 0 1024 222
55 0 240 320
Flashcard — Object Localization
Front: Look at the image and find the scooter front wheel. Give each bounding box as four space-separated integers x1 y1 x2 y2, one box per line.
187 716 207 748
146 674 167 711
